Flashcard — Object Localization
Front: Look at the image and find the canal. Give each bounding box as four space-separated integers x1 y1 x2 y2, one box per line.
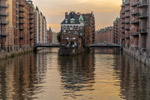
0 48 150 100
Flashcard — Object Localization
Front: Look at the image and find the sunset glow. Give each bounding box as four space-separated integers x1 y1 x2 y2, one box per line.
32 0 122 32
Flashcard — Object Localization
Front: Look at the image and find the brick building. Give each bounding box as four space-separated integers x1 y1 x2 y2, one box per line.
95 26 113 44
119 0 150 65
34 6 48 45
47 27 52 44
120 0 150 54
113 17 121 44
61 11 84 48
0 0 35 52
0 0 9 51
83 13 95 45
0 0 49 55
61 11 95 48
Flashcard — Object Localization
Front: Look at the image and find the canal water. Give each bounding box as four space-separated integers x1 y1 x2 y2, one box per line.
0 48 150 100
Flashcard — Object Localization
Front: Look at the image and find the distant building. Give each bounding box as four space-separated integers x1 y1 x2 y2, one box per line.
34 6 47 45
95 26 113 44
83 13 95 45
60 11 95 48
52 33 58 44
113 17 121 45
47 27 52 44
61 11 84 48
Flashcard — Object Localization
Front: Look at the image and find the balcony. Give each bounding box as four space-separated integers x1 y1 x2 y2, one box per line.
121 11 125 14
121 31 125 34
19 9 25 12
131 11 139 16
0 12 9 16
125 8 130 12
19 15 24 18
131 32 139 36
121 26 125 29
138 13 148 19
131 20 139 24
121 21 125 24
0 31 8 37
0 3 9 8
19 3 24 6
125 27 130 30
131 2 139 7
30 31 34 34
0 21 9 25
125 15 130 18
125 21 130 24
30 13 34 15
19 27 24 30
125 34 130 39
30 17 34 20
138 1 148 8
19 36 24 39
138 28 147 34
125 2 130 5
121 16 126 19
29 21 34 24
121 4 125 7
29 27 34 29
19 21 24 24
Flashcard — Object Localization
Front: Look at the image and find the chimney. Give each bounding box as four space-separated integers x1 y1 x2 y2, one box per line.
65 12 68 18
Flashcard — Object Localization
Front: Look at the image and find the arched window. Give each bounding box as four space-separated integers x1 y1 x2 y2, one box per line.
73 26 76 30
67 26 70 30
76 26 78 30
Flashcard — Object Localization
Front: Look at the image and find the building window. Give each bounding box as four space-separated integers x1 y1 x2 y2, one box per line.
65 19 68 23
76 26 78 30
73 26 76 30
70 26 73 30
71 18 75 24
67 26 70 30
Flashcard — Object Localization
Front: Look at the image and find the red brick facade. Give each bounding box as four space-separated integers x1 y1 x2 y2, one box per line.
95 27 113 44
113 18 121 45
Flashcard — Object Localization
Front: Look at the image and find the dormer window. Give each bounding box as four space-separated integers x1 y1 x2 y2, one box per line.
71 18 75 24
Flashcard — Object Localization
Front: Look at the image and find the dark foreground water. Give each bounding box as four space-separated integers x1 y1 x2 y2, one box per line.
0 48 150 100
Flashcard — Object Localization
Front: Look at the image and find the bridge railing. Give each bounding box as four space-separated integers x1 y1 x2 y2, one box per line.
87 43 121 47
34 43 60 47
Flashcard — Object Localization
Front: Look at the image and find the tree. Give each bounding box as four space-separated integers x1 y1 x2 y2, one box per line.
57 32 61 43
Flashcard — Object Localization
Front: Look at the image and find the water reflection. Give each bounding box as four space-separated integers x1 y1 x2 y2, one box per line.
0 51 48 100
114 53 150 100
58 53 95 99
0 48 149 100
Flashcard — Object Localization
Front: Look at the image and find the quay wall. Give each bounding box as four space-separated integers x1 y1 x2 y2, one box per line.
123 48 150 67
0 48 34 60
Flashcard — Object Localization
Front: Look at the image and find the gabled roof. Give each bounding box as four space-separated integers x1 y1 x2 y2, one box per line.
61 12 81 24
79 15 84 21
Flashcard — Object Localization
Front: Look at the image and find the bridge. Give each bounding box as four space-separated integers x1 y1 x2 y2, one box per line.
87 43 121 48
34 43 121 48
34 43 60 48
